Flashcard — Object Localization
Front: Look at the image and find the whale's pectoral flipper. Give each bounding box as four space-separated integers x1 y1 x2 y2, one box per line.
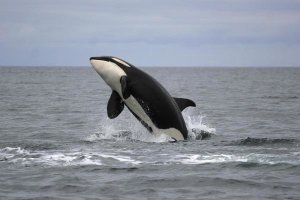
173 97 196 111
120 76 130 99
107 91 124 119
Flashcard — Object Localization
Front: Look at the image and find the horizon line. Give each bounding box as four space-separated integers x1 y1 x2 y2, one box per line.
0 65 299 68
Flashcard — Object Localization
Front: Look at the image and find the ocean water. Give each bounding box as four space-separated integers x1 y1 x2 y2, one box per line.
0 66 299 200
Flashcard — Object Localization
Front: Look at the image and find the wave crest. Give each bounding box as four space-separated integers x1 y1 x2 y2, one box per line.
237 137 298 146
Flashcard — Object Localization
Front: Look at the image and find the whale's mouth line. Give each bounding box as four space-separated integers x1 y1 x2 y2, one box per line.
90 56 111 61
90 56 132 68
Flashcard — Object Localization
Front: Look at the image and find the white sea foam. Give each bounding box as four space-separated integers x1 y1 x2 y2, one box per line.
0 147 30 161
0 147 142 167
84 117 173 143
1 147 299 167
0 147 30 155
169 154 249 165
85 108 216 143
168 152 300 165
100 154 142 165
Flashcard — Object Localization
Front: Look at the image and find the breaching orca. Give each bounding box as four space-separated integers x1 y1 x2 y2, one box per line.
90 56 196 141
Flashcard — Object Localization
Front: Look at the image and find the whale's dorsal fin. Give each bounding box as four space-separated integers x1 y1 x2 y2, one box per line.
120 76 130 99
173 97 196 111
107 91 124 119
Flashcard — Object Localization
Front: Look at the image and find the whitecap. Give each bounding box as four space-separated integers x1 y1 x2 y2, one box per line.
166 152 300 165
169 154 247 165
0 146 143 167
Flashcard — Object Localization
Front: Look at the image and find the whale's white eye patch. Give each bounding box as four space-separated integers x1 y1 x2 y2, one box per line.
112 57 131 67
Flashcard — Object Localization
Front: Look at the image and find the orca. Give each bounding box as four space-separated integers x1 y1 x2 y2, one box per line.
90 56 196 141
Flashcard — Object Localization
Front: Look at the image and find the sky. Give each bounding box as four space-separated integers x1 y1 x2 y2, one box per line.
1 0 300 67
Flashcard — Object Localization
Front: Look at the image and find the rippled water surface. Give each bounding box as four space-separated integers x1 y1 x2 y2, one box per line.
0 67 300 199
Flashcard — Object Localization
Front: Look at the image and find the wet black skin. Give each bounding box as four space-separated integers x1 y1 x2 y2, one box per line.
90 56 195 140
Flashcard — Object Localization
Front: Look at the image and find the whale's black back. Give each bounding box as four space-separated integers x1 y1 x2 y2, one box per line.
123 66 188 139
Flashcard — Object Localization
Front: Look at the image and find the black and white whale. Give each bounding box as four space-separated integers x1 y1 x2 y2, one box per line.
90 56 196 141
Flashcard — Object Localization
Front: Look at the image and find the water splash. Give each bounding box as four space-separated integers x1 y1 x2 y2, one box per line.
84 117 172 143
183 109 216 140
85 108 216 143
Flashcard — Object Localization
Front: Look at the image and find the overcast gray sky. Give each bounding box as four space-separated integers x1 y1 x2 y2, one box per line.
1 0 300 67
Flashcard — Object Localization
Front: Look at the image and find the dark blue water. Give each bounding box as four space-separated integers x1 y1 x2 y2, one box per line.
0 67 299 199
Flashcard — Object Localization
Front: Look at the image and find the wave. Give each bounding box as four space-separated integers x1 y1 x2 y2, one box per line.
2 146 299 168
236 137 298 146
261 95 299 100
0 147 140 167
168 153 285 166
